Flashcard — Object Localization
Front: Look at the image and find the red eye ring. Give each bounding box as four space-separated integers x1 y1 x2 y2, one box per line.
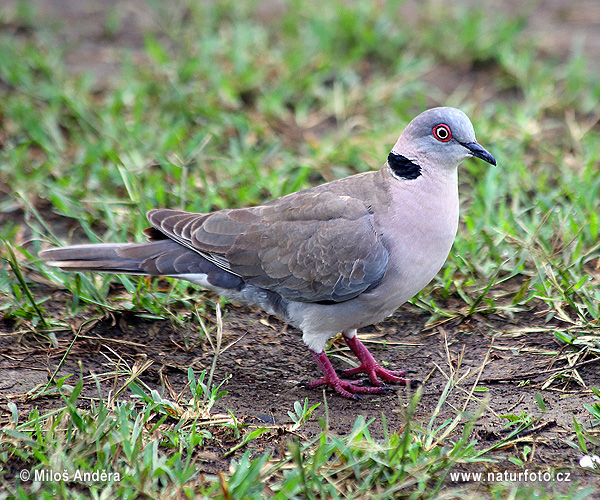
433 123 452 142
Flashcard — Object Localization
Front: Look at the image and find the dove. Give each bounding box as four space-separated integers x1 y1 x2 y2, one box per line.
39 107 496 399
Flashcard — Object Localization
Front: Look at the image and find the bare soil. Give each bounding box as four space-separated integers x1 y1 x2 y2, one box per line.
2 282 600 483
1 0 600 491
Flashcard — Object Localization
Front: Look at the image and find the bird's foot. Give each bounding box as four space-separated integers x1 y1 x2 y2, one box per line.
341 364 409 385
342 334 413 386
302 375 395 400
304 351 396 400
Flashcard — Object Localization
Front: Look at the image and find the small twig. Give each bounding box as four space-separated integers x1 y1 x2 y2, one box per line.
462 335 495 413
204 303 223 403
505 394 526 414
77 334 147 347
479 355 600 384
31 322 85 399
108 358 155 407
516 420 557 439
475 417 553 457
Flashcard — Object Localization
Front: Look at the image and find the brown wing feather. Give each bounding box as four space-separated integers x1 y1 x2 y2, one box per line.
146 187 389 303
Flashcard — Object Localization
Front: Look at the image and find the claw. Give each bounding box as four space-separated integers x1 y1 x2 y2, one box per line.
303 337 417 400
406 379 423 389
304 351 396 400
342 335 412 386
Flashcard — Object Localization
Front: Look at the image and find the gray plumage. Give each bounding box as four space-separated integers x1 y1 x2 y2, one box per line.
39 107 496 399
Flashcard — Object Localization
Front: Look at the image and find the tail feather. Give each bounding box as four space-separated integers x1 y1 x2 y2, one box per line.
39 242 164 274
38 240 245 291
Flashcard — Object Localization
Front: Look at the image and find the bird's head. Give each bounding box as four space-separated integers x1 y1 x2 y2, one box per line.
392 107 496 173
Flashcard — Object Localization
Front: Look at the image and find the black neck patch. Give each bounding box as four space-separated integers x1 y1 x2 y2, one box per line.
387 152 421 180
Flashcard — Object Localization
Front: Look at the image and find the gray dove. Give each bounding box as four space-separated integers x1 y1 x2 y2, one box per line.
39 107 496 399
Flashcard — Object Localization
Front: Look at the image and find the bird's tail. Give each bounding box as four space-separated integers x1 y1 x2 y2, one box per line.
38 241 172 275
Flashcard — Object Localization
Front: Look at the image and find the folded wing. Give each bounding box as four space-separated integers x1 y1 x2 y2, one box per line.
147 190 389 303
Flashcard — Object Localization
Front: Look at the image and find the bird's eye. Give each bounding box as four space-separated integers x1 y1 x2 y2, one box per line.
433 124 452 142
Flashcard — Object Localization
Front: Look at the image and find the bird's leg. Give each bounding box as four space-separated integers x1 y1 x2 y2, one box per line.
304 350 394 400
341 330 409 386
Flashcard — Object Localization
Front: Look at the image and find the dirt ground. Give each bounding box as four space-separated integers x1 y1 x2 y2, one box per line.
1 0 600 489
2 284 600 480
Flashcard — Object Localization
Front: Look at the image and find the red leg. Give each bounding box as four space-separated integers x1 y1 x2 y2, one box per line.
342 335 410 386
304 350 394 400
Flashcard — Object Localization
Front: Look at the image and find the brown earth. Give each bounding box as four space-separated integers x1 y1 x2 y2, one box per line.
2 278 600 485
1 0 600 493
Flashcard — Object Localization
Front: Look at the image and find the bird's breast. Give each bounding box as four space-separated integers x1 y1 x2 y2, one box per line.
373 170 460 306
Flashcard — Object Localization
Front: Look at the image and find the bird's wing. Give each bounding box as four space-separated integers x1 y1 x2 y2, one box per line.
146 189 389 303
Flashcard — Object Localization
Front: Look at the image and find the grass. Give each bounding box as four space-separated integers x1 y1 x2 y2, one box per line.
1 335 593 499
0 0 599 497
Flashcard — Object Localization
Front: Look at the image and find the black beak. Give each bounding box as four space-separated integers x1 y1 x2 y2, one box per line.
461 141 496 166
